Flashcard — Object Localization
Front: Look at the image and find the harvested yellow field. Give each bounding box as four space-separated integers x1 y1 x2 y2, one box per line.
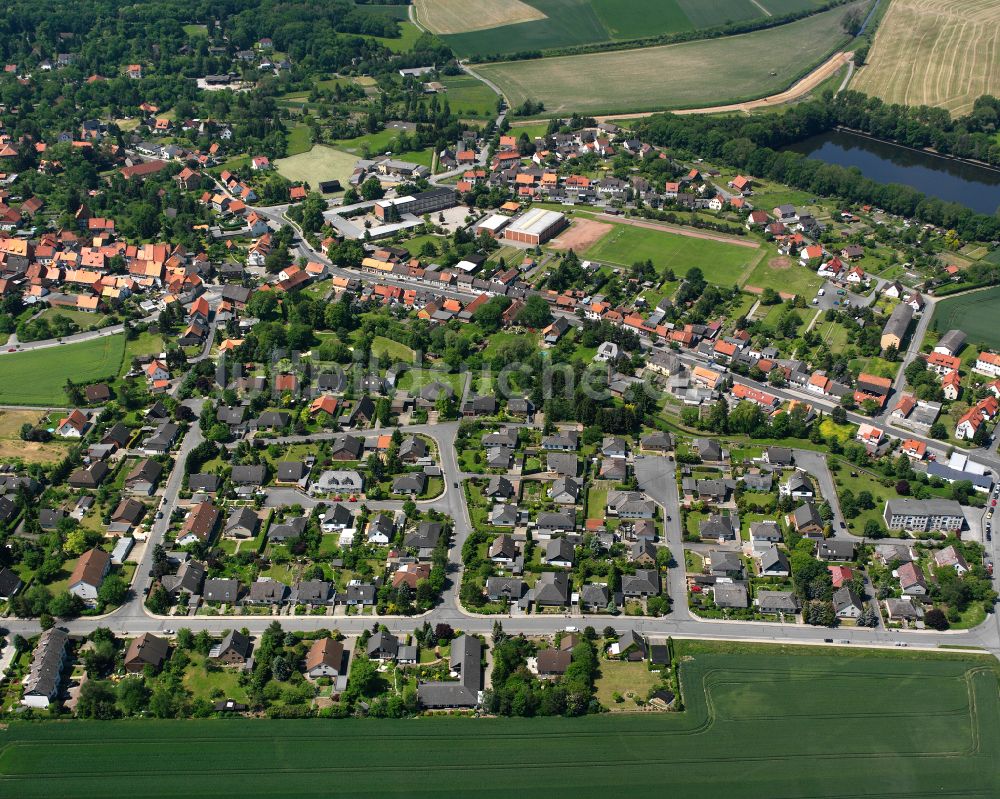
414 0 546 34
851 0 1000 116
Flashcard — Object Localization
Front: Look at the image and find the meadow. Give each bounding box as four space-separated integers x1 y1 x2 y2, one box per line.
275 145 360 188
0 645 996 797
745 254 824 296
476 2 864 114
438 74 499 118
0 335 125 405
850 0 1000 116
932 286 1000 351
329 128 434 165
582 222 761 285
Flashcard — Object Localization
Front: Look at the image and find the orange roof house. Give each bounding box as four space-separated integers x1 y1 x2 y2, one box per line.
309 395 339 416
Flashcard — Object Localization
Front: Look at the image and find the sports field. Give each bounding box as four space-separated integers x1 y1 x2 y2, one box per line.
1 645 996 797
477 2 864 114
582 222 761 285
0 335 125 405
850 0 1000 116
426 0 836 57
275 145 359 188
932 286 1000 350
745 254 824 296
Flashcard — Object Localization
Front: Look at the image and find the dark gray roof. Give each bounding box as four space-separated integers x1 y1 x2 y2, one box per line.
295 580 331 604
533 571 570 605
161 559 205 595
621 569 659 596
403 521 442 549
204 578 240 603
248 579 288 603
579 582 609 607
883 303 913 340
231 464 267 485
189 473 221 493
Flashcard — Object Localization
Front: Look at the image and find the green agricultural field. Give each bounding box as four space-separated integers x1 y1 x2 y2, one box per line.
758 0 828 13
590 0 693 40
439 74 499 118
275 145 359 189
434 0 823 57
675 0 760 29
477 2 864 114
0 335 125 405
1 646 997 797
442 0 609 58
582 223 760 285
932 286 1000 351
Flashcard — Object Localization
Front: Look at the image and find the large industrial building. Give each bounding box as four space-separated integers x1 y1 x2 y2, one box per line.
503 208 567 245
373 188 456 221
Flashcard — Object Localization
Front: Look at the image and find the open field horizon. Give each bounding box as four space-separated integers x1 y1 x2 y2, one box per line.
1 645 997 798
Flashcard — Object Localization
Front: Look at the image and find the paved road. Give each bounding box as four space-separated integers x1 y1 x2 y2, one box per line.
793 449 847 535
128 398 205 606
633 456 690 617
0 323 127 356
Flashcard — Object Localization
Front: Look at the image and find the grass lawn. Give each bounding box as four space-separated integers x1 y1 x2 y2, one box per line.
122 332 164 375
1 645 997 796
848 356 899 381
396 369 464 395
585 482 610 519
814 319 850 350
594 659 662 710
181 652 249 704
402 233 448 257
819 419 855 444
371 335 415 363
684 549 704 572
275 145 358 189
831 462 900 536
34 307 111 329
507 121 551 141
582 223 759 286
0 409 68 463
286 125 313 157
0 335 125 405
745 256 823 297
183 23 207 37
